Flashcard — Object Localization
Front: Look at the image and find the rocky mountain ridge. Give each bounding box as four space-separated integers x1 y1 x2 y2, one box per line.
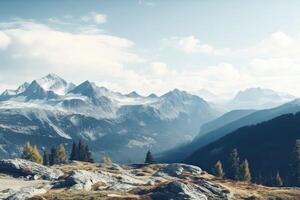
0 74 220 162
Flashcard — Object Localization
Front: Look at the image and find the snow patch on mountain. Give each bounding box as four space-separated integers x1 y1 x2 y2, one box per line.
229 87 296 109
127 136 156 149
36 73 75 95
0 74 221 162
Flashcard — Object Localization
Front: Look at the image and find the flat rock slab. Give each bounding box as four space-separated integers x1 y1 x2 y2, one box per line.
140 181 208 200
0 159 63 180
154 163 202 177
0 175 50 200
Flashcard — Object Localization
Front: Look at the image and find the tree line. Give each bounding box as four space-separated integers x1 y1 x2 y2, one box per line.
22 141 156 166
212 139 300 187
21 140 94 165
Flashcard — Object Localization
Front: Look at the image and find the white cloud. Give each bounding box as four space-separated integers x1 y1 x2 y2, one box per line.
226 31 300 96
4 21 141 68
0 31 11 49
2 18 300 99
81 12 107 24
178 36 213 54
149 62 176 76
158 32 300 96
237 31 300 59
0 20 148 93
93 14 107 24
48 17 70 25
164 35 230 55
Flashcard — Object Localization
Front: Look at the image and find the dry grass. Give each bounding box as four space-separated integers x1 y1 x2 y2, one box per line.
30 163 300 200
53 162 100 173
38 189 148 200
54 161 125 175
193 171 300 199
213 179 300 200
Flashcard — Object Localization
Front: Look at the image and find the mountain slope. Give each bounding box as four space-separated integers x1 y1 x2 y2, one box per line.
157 109 256 163
185 112 300 185
159 99 300 163
197 109 256 136
191 98 300 150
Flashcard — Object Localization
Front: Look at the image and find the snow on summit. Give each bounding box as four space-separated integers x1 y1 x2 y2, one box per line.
36 73 74 95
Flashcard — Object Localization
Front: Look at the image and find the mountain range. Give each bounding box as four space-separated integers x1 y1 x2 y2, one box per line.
0 74 298 164
0 74 220 162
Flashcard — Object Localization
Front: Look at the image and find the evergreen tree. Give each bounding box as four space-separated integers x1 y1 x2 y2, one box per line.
56 144 68 164
256 171 264 185
213 160 224 178
49 147 58 165
78 140 85 161
227 148 241 180
49 144 68 165
69 142 77 160
240 159 251 182
84 145 93 163
145 150 155 164
291 139 300 186
69 141 93 163
21 142 43 164
43 150 49 166
274 171 283 187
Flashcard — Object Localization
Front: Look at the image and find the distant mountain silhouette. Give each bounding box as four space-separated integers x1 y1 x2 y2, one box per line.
185 112 300 186
228 87 295 110
158 99 300 163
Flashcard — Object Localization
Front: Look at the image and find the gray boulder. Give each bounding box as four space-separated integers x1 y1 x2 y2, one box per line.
58 169 149 192
0 159 63 180
59 170 104 191
98 163 123 172
155 163 202 177
142 181 208 200
4 187 48 200
196 179 229 199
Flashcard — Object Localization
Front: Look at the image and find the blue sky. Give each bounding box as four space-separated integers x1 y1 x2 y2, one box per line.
1 0 300 98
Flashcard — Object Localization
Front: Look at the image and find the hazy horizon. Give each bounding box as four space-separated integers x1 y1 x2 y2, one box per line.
1 0 300 98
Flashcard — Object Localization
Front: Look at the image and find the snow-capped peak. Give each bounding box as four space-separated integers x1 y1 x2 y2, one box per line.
161 89 191 100
16 82 30 94
234 87 294 102
69 80 98 97
229 87 296 110
147 93 158 98
126 91 142 98
0 82 29 98
36 73 74 95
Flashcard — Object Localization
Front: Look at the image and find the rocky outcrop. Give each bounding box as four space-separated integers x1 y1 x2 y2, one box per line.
140 181 208 200
4 187 48 200
0 159 63 180
56 167 149 192
154 163 202 177
0 159 229 199
139 179 229 200
60 170 105 191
